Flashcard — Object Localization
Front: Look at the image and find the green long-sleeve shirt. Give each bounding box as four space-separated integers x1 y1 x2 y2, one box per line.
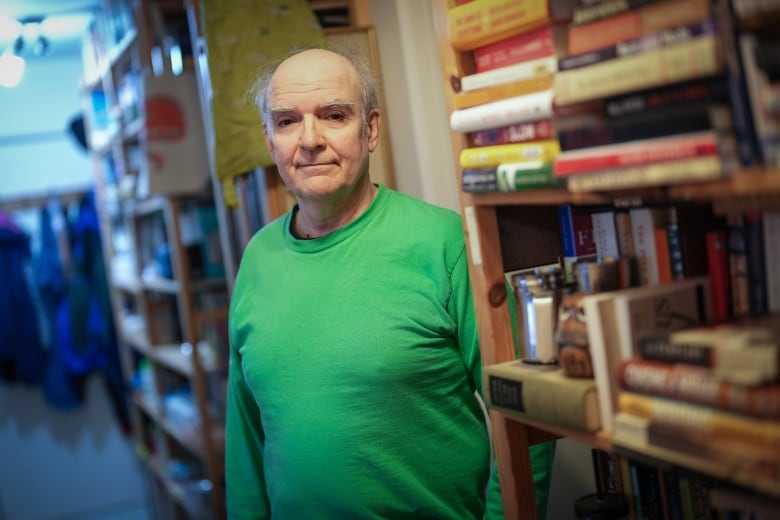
226 185 552 519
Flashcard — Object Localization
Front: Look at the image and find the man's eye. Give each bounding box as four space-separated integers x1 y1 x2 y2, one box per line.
326 112 345 122
276 118 293 128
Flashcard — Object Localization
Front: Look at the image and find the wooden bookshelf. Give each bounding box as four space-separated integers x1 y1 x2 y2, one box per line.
431 0 780 518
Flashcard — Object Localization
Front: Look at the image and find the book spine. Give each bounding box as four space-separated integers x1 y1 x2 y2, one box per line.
630 207 660 286
727 214 750 318
557 103 730 151
461 167 498 193
495 161 561 191
617 357 780 420
604 77 729 118
743 211 768 316
453 74 553 109
553 132 719 176
473 26 557 73
558 204 597 282
590 211 620 260
470 119 554 147
447 0 551 51
555 35 723 107
614 210 636 258
450 89 555 133
565 156 723 193
484 369 600 431
763 211 780 313
618 391 780 455
705 230 732 321
461 55 557 92
459 140 560 168
567 0 710 55
571 0 659 26
559 18 718 72
654 227 673 284
665 208 685 280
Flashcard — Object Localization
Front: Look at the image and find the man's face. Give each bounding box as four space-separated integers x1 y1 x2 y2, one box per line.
263 49 380 203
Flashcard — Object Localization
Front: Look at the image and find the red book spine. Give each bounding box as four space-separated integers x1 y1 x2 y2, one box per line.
617 357 780 420
706 230 732 321
553 135 719 177
473 26 555 73
469 119 553 146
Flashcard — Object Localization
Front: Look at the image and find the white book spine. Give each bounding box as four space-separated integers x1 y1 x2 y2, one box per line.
591 211 620 260
449 90 555 133
629 207 660 286
461 56 558 92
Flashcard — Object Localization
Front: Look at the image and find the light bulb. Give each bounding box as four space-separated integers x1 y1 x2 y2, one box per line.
0 50 25 88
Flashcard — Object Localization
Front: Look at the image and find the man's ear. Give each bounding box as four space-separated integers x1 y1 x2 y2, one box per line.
366 110 380 153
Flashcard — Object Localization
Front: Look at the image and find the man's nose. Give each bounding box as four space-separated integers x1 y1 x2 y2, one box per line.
299 115 324 149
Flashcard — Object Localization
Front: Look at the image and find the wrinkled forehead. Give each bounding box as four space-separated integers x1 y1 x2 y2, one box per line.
268 50 361 105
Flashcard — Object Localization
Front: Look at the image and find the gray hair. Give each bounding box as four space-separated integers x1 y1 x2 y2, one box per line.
248 44 380 134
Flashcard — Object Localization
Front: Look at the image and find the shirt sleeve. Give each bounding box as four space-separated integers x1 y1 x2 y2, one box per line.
225 286 271 519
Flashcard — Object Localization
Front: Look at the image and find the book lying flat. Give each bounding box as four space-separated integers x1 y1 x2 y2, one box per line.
484 361 601 432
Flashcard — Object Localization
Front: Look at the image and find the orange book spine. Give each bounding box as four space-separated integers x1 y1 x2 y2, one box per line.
654 227 673 284
567 0 711 55
453 74 553 109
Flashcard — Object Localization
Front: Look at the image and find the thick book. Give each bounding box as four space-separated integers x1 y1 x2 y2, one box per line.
473 25 565 73
590 210 620 261
738 32 779 166
604 77 730 118
462 161 562 192
558 204 597 283
565 155 729 193
559 18 718 72
484 361 602 432
584 276 712 433
763 212 780 313
555 34 723 107
447 0 563 52
743 212 768 316
449 89 555 133
571 0 660 26
617 391 780 456
556 102 732 151
453 75 553 109
461 55 557 92
469 119 554 147
459 140 560 168
637 323 780 385
553 132 721 176
705 230 732 321
567 0 711 55
616 357 780 420
630 206 667 286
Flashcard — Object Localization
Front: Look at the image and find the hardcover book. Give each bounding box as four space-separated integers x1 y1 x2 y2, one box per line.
616 357 780 420
470 119 554 147
637 323 780 385
459 140 560 168
567 0 711 55
450 89 555 134
555 35 723 107
484 361 602 432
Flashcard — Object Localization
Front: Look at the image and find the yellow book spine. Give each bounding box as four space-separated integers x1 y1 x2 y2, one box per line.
459 140 561 168
453 75 554 109
447 0 551 51
618 392 780 455
554 35 722 106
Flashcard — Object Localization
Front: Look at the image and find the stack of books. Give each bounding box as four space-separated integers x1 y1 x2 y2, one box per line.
550 0 756 192
611 320 780 494
446 0 572 192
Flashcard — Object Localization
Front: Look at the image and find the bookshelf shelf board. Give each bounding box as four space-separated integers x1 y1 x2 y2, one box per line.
134 393 204 457
143 456 205 519
669 167 780 200
143 276 181 294
122 326 150 352
149 344 196 377
112 273 141 294
496 411 613 452
469 189 609 207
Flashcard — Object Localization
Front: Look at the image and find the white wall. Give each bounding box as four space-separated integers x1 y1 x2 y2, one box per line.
0 53 149 520
369 2 597 517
